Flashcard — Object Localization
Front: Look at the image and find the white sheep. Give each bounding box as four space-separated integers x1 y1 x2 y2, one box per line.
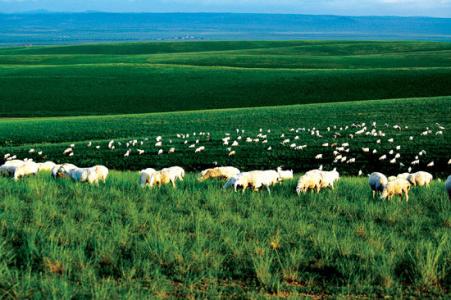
92 165 109 183
140 168 157 188
277 167 293 181
369 172 388 198
381 178 411 202
148 167 184 188
397 173 410 180
223 170 281 193
296 172 323 195
36 161 57 172
407 171 433 187
199 166 240 181
52 163 77 178
306 168 340 190
67 165 108 185
388 176 397 182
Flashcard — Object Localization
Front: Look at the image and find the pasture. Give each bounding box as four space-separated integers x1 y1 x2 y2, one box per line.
0 39 450 298
0 172 449 298
1 41 451 116
0 97 450 176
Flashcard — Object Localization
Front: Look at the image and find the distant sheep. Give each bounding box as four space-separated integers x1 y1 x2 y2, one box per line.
445 175 451 199
199 166 240 181
381 178 411 202
407 171 433 187
369 172 388 198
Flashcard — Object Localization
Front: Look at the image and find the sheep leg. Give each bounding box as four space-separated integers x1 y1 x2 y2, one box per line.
372 191 375 199
266 186 271 194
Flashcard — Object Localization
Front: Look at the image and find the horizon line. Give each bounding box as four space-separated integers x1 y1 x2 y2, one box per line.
1 10 450 20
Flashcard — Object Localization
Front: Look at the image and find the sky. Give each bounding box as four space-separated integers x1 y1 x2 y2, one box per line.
0 0 451 18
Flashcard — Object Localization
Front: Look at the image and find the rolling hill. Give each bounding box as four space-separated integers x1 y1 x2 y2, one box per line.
0 40 451 117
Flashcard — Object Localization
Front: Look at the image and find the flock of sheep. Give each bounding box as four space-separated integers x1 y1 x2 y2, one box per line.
3 122 448 177
1 159 450 200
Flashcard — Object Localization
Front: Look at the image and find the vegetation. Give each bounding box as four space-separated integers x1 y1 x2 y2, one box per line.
0 40 450 298
1 41 451 116
0 172 448 298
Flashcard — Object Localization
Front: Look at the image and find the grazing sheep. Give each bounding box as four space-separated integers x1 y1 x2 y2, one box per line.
2 159 26 168
37 161 57 172
305 168 340 190
296 172 323 195
53 163 77 178
381 178 411 202
92 165 109 183
397 173 410 180
162 166 185 181
1 160 39 181
277 167 294 181
445 176 451 199
198 166 240 181
407 171 433 187
66 165 107 185
223 170 281 193
388 176 397 182
148 169 179 188
140 168 157 188
147 166 185 188
369 172 388 198
67 168 95 184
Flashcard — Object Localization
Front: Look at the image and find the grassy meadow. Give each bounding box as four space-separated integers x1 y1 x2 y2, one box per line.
0 172 449 298
0 40 450 298
0 41 451 116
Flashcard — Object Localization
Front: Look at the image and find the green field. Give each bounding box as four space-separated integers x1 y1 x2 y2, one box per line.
1 41 451 116
1 40 450 298
0 172 449 298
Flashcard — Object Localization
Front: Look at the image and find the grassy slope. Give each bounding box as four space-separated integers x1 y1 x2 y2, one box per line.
0 41 451 116
0 172 449 298
0 97 450 175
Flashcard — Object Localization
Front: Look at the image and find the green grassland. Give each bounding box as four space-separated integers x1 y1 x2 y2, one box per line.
1 41 451 116
0 172 449 298
1 97 450 176
0 40 450 298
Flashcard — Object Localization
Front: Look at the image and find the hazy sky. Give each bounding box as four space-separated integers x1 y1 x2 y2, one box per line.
1 0 451 17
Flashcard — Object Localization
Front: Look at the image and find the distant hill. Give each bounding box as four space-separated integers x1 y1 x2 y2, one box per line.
0 40 451 117
0 12 451 45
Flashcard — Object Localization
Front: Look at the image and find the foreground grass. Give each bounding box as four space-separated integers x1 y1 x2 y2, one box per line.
0 41 451 116
0 172 449 298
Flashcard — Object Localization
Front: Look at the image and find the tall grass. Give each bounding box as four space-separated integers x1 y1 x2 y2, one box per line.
0 172 448 298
